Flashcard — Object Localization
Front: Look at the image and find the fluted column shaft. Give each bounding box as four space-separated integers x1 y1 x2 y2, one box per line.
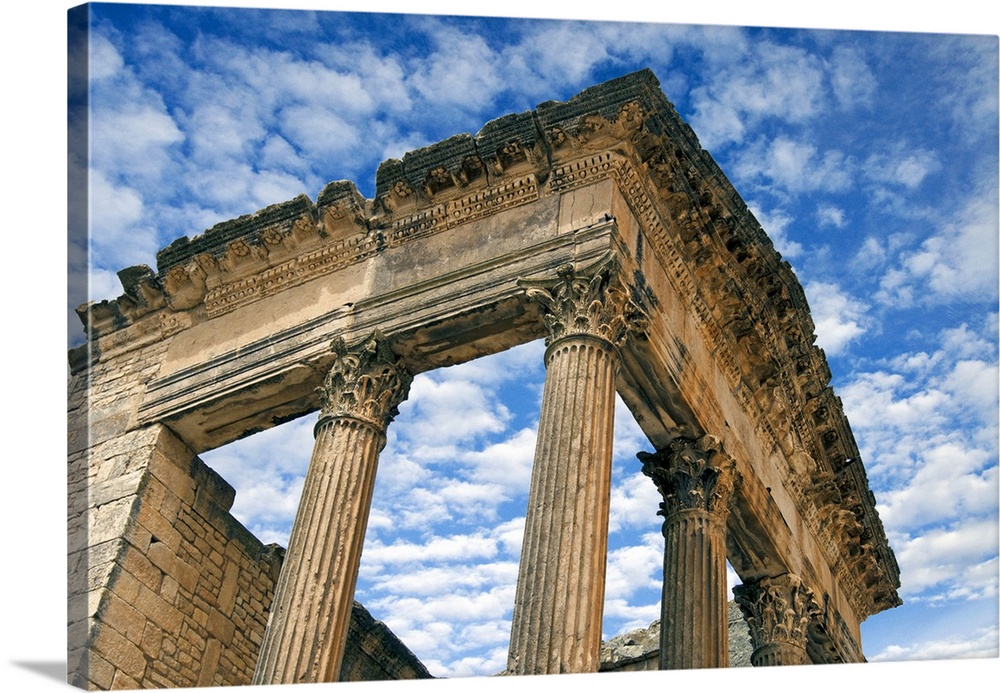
508 334 618 674
660 507 729 668
253 332 410 685
508 254 646 675
733 574 818 667
639 435 737 670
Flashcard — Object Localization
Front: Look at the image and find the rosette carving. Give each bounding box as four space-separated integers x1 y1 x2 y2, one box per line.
315 330 412 431
638 434 737 516
518 253 647 347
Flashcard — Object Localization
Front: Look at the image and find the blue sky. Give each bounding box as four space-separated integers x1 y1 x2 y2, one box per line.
64 0 998 684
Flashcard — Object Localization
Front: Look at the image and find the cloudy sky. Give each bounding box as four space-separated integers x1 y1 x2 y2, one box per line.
62 0 999 685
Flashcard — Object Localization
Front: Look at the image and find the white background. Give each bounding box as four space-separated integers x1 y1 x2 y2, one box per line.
2 1 996 692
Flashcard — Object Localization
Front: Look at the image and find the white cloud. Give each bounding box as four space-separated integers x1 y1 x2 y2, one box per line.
877 448 997 532
186 100 265 163
892 520 999 600
841 373 950 438
279 103 361 159
829 45 877 109
911 195 999 302
869 625 999 661
247 169 311 209
735 137 852 194
853 236 888 271
89 57 184 183
491 517 526 557
931 34 1000 145
89 33 124 81
259 134 305 173
689 41 828 149
803 280 870 356
875 176 999 307
364 533 500 567
410 20 504 112
604 537 662 601
88 171 148 260
608 472 662 533
460 427 537 493
940 323 998 363
865 147 941 190
817 203 847 229
370 562 519 598
501 21 613 91
370 585 517 663
837 318 998 606
748 203 803 257
317 42 412 112
400 374 512 450
86 268 124 305
90 99 184 180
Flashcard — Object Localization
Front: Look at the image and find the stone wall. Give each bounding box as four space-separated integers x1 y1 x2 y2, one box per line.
340 602 434 682
68 422 283 689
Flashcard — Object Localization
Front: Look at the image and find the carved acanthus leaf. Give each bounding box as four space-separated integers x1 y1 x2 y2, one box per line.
734 574 820 650
518 253 648 347
315 330 412 431
637 434 738 516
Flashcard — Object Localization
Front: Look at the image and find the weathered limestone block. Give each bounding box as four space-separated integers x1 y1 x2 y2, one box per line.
68 423 284 690
339 601 434 682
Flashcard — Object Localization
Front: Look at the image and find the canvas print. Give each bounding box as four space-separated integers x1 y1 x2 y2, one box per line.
66 2 999 690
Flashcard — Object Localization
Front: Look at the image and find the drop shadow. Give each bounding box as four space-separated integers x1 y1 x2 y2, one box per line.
10 660 66 683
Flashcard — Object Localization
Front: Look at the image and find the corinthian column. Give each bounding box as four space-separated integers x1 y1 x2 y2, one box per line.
507 254 645 675
253 331 411 685
733 574 819 666
638 434 737 669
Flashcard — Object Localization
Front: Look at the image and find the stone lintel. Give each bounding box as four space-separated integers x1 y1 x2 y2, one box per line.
137 216 620 453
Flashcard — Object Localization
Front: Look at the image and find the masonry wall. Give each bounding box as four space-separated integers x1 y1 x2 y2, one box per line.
340 602 434 682
68 413 284 689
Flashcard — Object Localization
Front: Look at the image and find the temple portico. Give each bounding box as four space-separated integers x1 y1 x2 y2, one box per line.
69 69 900 688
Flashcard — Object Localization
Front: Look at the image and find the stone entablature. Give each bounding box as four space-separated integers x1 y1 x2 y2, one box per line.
70 69 900 687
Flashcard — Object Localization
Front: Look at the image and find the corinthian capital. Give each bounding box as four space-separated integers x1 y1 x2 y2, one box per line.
518 253 647 347
637 434 737 517
734 574 820 650
316 330 412 431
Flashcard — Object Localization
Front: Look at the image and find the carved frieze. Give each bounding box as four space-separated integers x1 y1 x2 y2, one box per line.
446 176 538 227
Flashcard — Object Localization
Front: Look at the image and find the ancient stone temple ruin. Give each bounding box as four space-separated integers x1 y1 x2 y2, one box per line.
67 69 900 688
